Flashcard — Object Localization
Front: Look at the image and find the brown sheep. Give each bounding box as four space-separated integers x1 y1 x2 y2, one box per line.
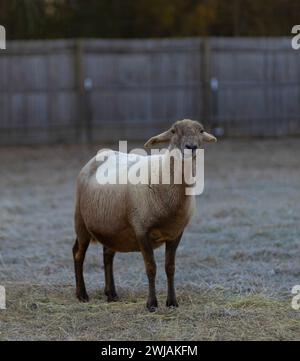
73 119 217 311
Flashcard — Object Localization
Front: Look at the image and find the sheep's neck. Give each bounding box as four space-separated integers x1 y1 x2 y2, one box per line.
161 153 196 186
159 154 195 206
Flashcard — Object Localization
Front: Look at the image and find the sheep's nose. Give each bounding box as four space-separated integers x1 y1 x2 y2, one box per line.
185 144 197 151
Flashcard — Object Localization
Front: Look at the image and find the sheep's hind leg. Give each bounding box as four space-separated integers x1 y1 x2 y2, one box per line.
103 246 118 302
139 238 158 312
73 236 90 302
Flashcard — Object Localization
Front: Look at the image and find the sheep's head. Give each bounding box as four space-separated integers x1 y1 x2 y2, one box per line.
144 119 217 156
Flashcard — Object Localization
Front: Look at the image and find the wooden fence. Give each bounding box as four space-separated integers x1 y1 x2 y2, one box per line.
0 37 299 145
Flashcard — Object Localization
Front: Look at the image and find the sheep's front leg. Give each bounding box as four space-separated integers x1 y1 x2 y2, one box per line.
165 234 182 308
139 239 158 312
103 246 118 302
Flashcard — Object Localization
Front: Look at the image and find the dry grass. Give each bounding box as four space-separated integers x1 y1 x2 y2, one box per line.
0 283 299 341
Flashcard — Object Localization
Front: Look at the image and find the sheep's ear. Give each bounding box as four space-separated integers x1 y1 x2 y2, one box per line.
202 131 217 143
144 129 173 148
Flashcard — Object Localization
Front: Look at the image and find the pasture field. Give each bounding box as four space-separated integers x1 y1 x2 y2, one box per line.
0 139 299 340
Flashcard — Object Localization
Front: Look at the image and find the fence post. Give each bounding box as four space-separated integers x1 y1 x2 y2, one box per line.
201 37 212 128
74 38 86 143
83 78 93 143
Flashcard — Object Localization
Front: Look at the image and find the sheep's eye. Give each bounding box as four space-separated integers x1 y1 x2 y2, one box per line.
200 129 204 134
171 129 175 134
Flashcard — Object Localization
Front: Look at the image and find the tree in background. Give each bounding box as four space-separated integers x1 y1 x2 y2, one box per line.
0 0 46 39
0 0 299 39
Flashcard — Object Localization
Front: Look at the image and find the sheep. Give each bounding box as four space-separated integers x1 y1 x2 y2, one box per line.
73 119 217 311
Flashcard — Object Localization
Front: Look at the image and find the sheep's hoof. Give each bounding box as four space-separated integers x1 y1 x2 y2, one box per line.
105 290 119 302
166 299 178 308
77 292 89 303
106 294 119 302
147 299 158 312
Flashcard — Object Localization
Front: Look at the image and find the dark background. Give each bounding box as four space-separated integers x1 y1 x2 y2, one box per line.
1 0 300 40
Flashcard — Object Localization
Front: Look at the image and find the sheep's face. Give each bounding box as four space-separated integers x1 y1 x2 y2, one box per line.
144 119 217 157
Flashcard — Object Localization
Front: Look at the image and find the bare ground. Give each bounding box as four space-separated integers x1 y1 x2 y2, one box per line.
0 138 299 340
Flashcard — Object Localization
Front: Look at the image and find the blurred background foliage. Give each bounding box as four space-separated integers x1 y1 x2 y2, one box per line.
0 0 299 39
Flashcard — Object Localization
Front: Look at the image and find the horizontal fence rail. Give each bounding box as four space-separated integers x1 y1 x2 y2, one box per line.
0 37 299 145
